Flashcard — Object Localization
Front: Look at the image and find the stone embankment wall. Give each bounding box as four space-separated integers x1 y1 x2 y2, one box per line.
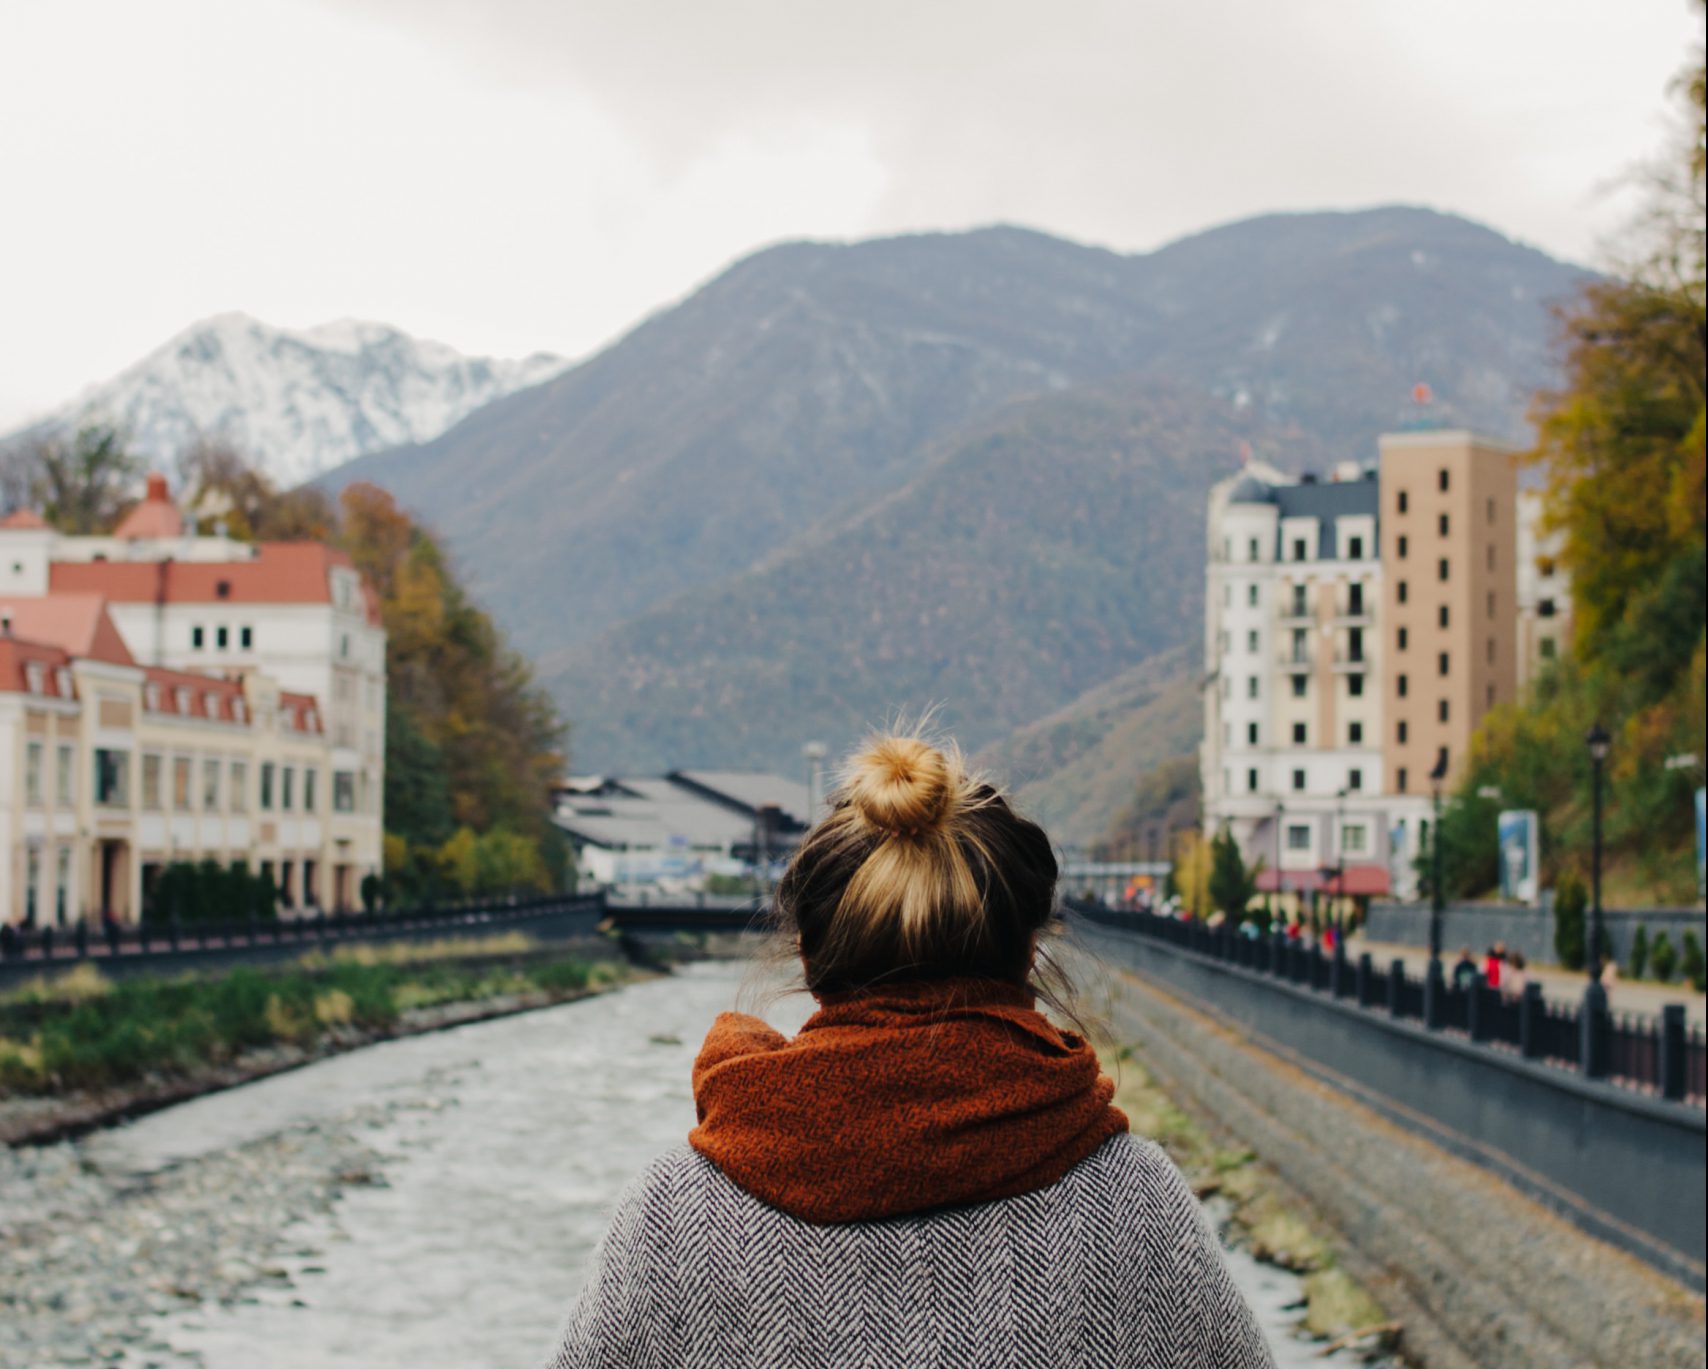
1365 901 1706 967
1079 930 1706 1369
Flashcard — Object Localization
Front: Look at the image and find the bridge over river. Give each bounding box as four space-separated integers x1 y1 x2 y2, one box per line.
2 960 1354 1369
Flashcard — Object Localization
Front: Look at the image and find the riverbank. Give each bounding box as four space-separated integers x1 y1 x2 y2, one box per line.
0 935 642 1146
1086 949 1707 1368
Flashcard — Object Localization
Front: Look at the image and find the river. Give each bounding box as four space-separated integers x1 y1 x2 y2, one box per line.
22 961 1333 1367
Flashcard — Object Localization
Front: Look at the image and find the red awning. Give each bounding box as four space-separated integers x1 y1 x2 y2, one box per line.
1255 864 1390 896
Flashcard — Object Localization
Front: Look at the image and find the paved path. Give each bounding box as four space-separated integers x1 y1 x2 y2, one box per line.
1350 935 1708 1027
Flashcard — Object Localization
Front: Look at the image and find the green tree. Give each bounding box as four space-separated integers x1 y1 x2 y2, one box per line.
1554 874 1587 971
1629 922 1650 979
1206 826 1259 922
27 425 144 533
1650 931 1679 982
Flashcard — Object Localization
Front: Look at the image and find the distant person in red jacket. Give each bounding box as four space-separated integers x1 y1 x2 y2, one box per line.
1483 942 1507 991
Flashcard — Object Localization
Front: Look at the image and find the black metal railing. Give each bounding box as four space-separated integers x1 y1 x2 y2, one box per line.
1071 901 1705 1106
0 892 605 974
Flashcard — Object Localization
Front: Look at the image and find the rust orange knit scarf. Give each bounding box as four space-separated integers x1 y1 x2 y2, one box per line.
688 977 1128 1223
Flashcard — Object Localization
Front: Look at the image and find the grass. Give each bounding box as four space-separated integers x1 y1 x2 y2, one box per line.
0 949 624 1098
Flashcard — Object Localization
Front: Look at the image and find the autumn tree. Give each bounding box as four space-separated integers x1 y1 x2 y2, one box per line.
17 424 143 533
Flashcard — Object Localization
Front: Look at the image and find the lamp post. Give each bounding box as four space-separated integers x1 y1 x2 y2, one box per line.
1582 722 1612 1077
1425 749 1448 1028
1586 723 1611 983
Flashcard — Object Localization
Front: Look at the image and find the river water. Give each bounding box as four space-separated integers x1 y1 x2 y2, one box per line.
76 961 1329 1367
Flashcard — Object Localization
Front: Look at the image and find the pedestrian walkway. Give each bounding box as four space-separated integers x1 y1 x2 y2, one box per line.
1350 936 1708 1027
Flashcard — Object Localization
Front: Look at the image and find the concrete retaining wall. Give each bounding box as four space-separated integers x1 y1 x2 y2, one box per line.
1365 900 1706 968
1079 920 1707 1287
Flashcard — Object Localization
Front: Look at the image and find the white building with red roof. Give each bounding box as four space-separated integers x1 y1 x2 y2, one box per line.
0 479 385 925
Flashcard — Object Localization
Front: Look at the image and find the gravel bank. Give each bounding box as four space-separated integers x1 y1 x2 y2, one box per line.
1080 935 1706 1368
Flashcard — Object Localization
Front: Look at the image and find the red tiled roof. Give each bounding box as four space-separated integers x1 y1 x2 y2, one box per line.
279 691 324 734
0 509 50 531
0 594 136 666
142 666 249 723
0 637 77 697
112 473 185 540
50 541 360 608
1256 865 1392 896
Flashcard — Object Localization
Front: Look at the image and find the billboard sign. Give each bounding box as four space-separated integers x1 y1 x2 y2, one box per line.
1497 810 1540 905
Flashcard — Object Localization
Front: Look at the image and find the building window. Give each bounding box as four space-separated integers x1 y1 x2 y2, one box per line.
1397 580 1408 604
1487 497 1496 524
56 745 73 807
55 846 70 923
1348 627 1364 663
304 860 318 909
1292 723 1307 745
260 762 276 811
1247 768 1259 792
25 742 43 805
1287 824 1311 851
1290 675 1307 698
1342 824 1368 855
1291 629 1308 663
1439 605 1450 628
1486 638 1495 664
203 758 221 811
1348 768 1363 791
25 848 39 925
333 771 356 813
1438 468 1450 492
1348 583 1364 615
1349 721 1363 745
1397 491 1408 514
281 766 295 811
1438 513 1450 536
141 753 163 811
1397 674 1408 698
1487 683 1496 708
240 626 254 649
1292 538 1307 562
1540 637 1557 659
1248 584 1259 607
1438 558 1450 582
1397 768 1408 793
1348 536 1364 560
1246 629 1259 653
1398 626 1408 651
24 662 44 695
191 625 204 649
1487 592 1496 619
1438 699 1450 723
1348 673 1365 697
216 625 229 649
303 767 317 812
173 756 193 811
1438 651 1450 676
1397 535 1408 559
1247 676 1260 699
1223 584 1231 607
1398 720 1409 744
1292 768 1306 792
1291 584 1308 616
174 687 192 714
94 749 129 808
231 760 248 813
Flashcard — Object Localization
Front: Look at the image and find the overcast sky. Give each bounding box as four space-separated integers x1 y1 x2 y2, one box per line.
0 0 1699 430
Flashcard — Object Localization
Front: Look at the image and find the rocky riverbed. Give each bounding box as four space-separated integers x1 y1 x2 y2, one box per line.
3 961 1387 1367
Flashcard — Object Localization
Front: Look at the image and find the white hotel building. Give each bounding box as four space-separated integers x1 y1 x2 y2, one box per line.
1201 428 1562 907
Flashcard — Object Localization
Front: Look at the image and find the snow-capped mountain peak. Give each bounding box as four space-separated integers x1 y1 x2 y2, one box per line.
9 313 568 486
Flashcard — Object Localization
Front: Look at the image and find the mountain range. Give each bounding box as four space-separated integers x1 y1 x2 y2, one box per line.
5 313 566 486
322 207 1586 839
11 206 1590 846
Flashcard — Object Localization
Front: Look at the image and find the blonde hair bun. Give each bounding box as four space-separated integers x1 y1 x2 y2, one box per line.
845 734 958 836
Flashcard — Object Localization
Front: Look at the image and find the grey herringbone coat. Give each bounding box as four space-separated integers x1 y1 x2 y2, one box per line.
544 1135 1275 1368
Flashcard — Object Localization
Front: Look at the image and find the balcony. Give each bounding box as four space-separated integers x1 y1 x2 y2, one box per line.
1331 651 1370 673
1278 650 1313 672
1332 602 1374 624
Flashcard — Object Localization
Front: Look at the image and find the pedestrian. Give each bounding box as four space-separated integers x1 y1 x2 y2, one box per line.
1504 950 1527 999
1484 942 1506 991
1452 946 1478 990
543 732 1274 1368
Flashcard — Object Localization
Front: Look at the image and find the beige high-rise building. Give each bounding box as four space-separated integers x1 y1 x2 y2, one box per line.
1377 431 1519 799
